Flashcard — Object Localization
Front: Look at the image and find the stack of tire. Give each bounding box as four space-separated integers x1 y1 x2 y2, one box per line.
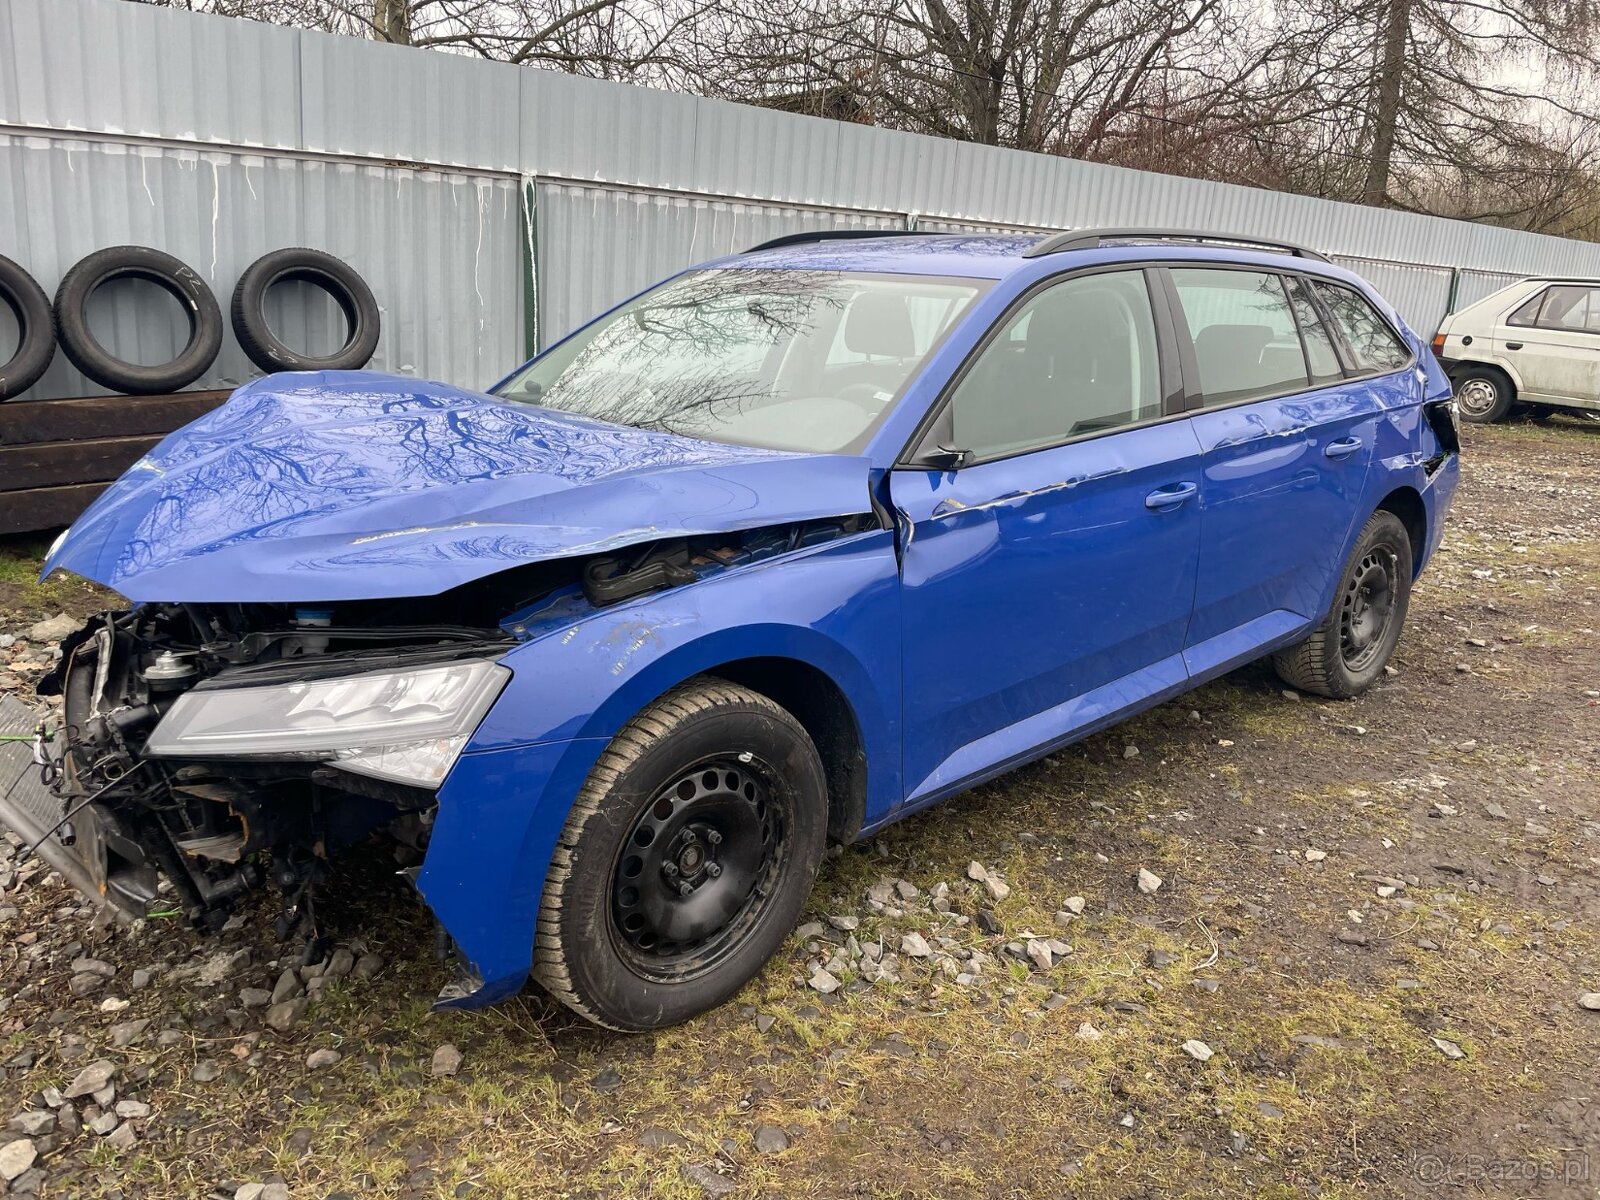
0 247 379 400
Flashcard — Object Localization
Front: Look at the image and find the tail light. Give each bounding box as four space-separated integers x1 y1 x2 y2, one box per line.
1423 397 1460 457
1430 332 1447 357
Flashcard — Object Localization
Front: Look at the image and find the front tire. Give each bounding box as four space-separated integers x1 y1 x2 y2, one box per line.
533 679 828 1030
1453 365 1513 424
1273 510 1413 699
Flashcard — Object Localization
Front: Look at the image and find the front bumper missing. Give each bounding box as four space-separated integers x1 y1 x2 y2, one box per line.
0 695 127 919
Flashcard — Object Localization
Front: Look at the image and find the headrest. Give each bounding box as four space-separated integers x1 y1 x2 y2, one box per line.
844 291 915 357
1194 323 1273 363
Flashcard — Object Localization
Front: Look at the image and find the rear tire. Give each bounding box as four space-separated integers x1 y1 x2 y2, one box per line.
1453 365 1513 424
532 679 828 1030
1273 510 1413 699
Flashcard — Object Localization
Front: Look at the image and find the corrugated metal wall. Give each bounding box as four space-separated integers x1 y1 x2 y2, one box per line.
1 134 523 397
3 0 1599 402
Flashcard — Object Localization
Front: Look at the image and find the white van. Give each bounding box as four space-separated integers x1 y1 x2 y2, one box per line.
1432 278 1600 423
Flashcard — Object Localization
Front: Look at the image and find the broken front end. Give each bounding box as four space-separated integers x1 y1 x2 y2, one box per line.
11 516 876 1004
34 601 511 945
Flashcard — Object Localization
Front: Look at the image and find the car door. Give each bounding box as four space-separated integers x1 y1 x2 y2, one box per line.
1498 283 1600 404
1168 267 1388 677
890 267 1203 805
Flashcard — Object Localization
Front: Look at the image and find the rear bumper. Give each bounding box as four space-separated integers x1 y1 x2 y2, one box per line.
1417 447 1460 575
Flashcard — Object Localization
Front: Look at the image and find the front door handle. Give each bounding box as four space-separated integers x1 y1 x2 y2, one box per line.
1144 482 1197 511
1504 341 1523 350
1324 436 1362 460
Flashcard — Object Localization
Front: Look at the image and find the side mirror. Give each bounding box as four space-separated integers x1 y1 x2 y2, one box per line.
916 444 971 471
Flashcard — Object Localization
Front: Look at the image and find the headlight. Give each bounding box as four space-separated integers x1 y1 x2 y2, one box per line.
144 658 510 786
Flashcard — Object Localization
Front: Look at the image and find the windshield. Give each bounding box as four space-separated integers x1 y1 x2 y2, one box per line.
495 268 986 453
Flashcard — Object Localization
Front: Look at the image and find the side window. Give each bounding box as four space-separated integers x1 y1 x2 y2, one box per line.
1533 284 1600 333
1312 281 1411 373
1170 268 1309 405
1285 277 1344 384
1507 289 1545 328
946 270 1161 460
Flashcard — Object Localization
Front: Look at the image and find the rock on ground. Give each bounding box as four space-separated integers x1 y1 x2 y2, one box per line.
0 1139 37 1181
753 1124 790 1154
63 1059 115 1099
431 1044 463 1077
681 1163 737 1196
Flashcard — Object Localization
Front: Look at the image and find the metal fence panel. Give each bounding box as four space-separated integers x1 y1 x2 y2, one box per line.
6 0 1600 408
1331 256 1454 335
300 34 524 171
534 183 901 345
2 135 522 399
523 73 705 194
1453 269 1524 312
0 0 303 149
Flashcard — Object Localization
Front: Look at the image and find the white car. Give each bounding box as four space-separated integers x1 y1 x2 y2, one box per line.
1432 277 1600 423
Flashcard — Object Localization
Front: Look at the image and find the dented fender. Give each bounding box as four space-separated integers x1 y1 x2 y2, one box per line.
417 527 903 1005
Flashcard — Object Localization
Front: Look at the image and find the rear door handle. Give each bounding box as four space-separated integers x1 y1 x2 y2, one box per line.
1504 342 1523 351
1324 436 1362 460
1144 482 1197 511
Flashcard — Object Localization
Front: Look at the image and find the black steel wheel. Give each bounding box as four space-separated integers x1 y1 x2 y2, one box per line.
611 756 787 982
1273 509 1414 698
1338 545 1398 674
533 679 827 1030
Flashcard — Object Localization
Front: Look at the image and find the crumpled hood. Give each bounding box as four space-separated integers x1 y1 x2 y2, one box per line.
43 371 874 603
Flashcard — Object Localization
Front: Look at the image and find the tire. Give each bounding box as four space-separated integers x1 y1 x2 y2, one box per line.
230 248 380 374
533 679 828 1030
53 246 223 395
1452 365 1513 424
0 255 55 400
1273 510 1414 699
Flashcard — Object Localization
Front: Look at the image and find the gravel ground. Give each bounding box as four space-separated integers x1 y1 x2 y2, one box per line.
0 416 1597 1199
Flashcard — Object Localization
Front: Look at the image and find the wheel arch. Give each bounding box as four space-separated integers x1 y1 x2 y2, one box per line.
708 656 868 843
1452 355 1522 397
1375 485 1426 577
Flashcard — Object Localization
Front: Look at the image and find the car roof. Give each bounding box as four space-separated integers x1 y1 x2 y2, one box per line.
713 231 1352 283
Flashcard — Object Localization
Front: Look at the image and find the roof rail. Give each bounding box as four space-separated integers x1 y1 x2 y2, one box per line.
743 229 925 254
1023 227 1329 262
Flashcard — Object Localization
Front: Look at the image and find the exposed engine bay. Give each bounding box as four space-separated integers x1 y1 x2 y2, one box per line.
23 515 870 958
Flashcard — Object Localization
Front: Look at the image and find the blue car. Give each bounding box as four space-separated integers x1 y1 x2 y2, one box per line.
22 228 1459 1029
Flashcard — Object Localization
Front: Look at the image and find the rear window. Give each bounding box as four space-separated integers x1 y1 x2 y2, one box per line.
1170 268 1309 405
1312 281 1411 373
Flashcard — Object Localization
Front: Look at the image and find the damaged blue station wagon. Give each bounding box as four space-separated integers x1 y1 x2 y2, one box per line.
21 229 1460 1029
